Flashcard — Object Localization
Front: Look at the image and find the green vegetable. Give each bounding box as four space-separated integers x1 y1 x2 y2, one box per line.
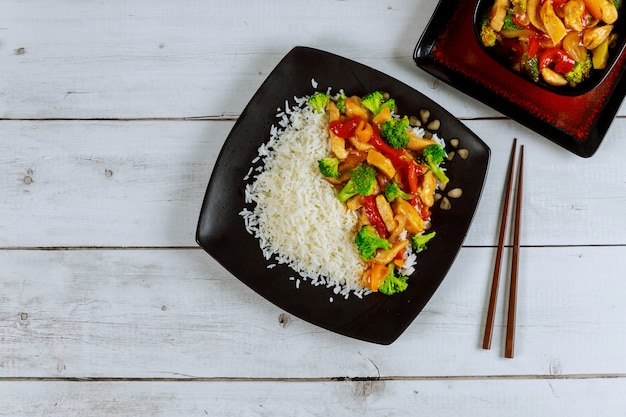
380 117 410 150
422 144 449 184
318 157 340 179
378 266 409 296
335 93 347 114
480 14 497 47
611 0 622 10
520 53 539 83
308 92 330 113
380 98 396 114
480 25 497 47
502 9 524 31
411 231 436 252
361 91 397 115
564 54 593 88
354 225 392 261
384 181 412 202
336 163 377 203
361 91 385 114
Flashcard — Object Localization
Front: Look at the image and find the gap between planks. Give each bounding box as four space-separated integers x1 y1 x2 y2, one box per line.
1 244 626 251
1 374 626 383
0 117 238 122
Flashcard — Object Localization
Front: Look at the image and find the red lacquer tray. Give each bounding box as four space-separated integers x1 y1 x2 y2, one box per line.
414 0 626 157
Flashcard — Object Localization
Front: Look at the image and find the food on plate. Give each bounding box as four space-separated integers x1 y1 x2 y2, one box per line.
479 0 622 87
240 87 448 298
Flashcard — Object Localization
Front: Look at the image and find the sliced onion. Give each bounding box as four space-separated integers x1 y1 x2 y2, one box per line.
527 0 546 32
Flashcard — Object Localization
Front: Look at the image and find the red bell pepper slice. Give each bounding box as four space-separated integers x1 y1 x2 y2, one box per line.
363 195 387 238
406 163 431 220
328 119 359 138
528 35 540 59
554 53 575 73
369 130 409 169
539 47 575 74
406 162 422 196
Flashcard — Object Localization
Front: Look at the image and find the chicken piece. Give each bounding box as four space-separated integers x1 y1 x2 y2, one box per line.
490 0 511 31
406 130 439 153
372 106 392 125
582 0 618 24
418 171 437 208
562 31 588 62
392 198 424 234
373 240 410 265
346 195 364 212
541 67 568 86
330 133 349 160
328 101 340 123
348 136 372 152
583 24 614 50
366 148 395 179
563 0 586 32
375 194 397 232
344 96 369 120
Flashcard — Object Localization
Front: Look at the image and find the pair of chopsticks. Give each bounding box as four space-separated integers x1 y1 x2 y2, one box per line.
482 138 524 358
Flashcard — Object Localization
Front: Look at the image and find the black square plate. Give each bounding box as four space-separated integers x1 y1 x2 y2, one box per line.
196 46 490 344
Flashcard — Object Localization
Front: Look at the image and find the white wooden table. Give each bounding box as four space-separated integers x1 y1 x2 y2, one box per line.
3 1 626 415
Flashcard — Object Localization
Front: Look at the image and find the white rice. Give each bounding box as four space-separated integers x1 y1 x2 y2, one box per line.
239 90 433 298
240 94 369 297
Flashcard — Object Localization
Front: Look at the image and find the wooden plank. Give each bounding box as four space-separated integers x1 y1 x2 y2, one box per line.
2 119 626 247
465 117 626 247
0 0 496 119
0 120 220 247
1 378 625 417
2 246 626 379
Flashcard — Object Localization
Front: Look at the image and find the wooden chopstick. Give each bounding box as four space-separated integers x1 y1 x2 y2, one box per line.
482 138 518 350
505 145 524 359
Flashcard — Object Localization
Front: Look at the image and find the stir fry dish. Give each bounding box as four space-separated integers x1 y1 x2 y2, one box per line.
480 0 622 88
309 91 448 295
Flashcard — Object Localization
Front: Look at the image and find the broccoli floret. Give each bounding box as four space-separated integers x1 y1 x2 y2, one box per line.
355 225 392 261
361 91 396 115
384 181 412 202
380 117 410 149
480 13 497 47
411 231 436 252
565 54 593 88
480 24 497 47
502 9 524 31
422 144 449 184
335 93 347 114
361 91 384 114
308 92 330 113
318 157 340 179
378 266 409 296
379 98 396 113
611 0 622 10
337 163 377 203
520 53 539 82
